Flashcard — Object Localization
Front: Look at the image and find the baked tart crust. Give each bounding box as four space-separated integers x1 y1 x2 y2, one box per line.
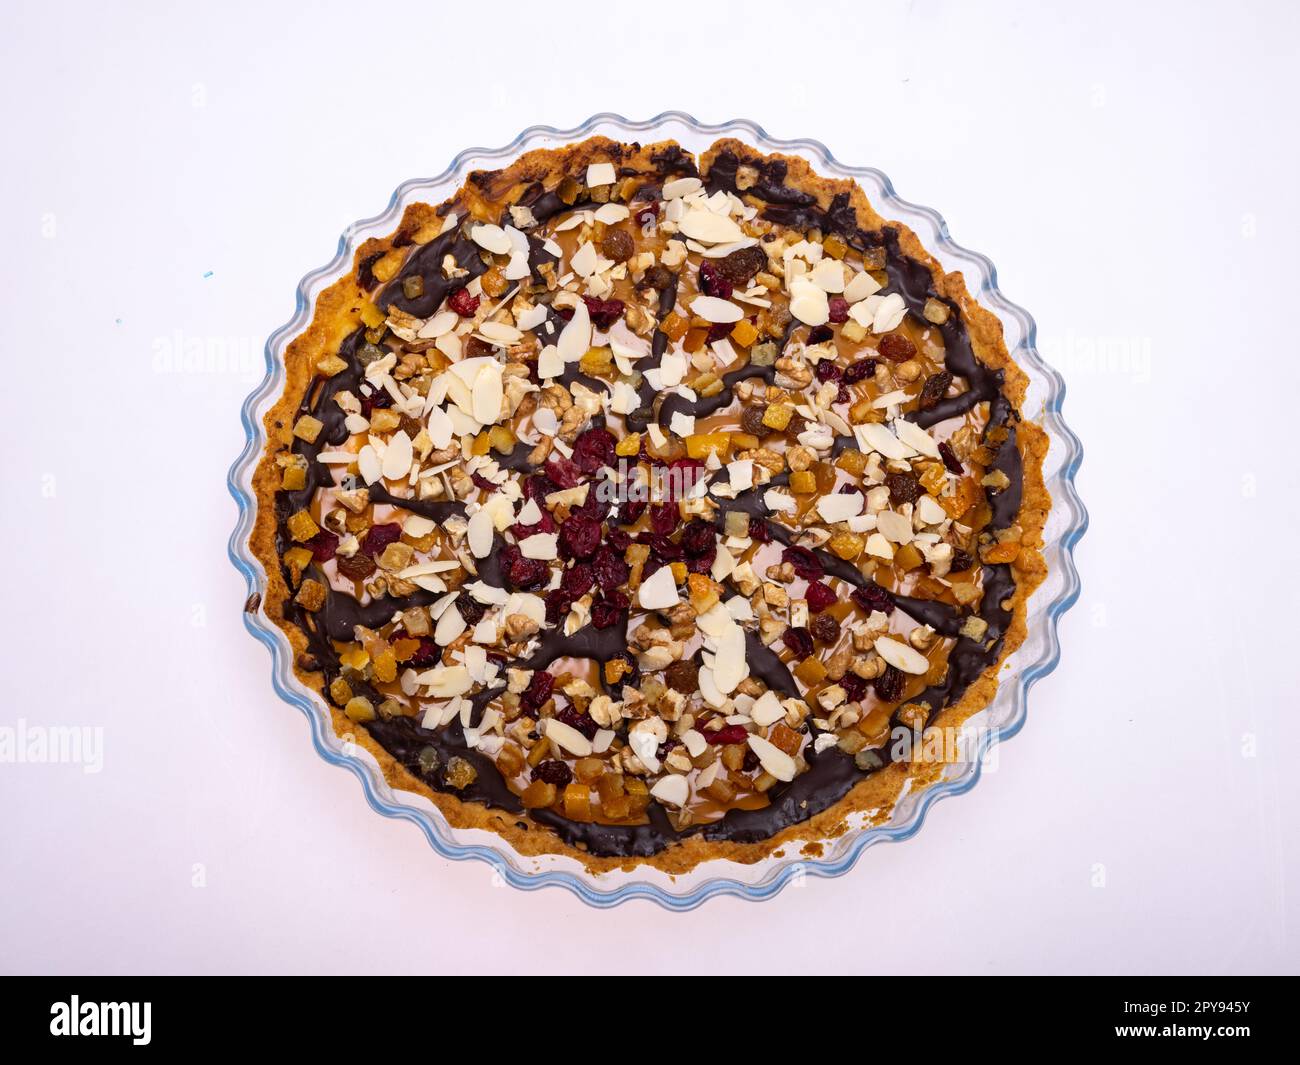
249 135 1049 874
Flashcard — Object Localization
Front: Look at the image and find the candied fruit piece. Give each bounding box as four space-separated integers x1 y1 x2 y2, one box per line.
443 756 478 790
894 543 924 571
358 301 386 328
761 404 793 431
496 745 525 778
981 541 1021 564
282 546 313 584
923 297 951 324
769 722 802 756
292 415 323 443
683 326 709 353
685 432 730 460
789 470 817 494
616 432 641 457
661 312 689 341
580 346 613 376
316 354 348 378
294 578 327 612
328 678 353 705
835 448 868 476
344 695 375 723
339 645 369 671
794 657 828 686
827 531 865 561
563 782 593 821
281 464 307 491
521 780 557 809
729 319 758 348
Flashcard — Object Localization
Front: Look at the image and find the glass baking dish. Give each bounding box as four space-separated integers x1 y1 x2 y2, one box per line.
227 112 1088 910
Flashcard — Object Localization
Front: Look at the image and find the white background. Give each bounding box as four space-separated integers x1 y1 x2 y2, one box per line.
2 0 1297 974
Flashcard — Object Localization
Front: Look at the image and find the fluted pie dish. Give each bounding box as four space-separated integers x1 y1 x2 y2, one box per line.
229 113 1085 908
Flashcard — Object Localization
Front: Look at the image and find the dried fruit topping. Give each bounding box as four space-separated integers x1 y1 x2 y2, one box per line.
748 517 771 543
593 545 630 590
665 660 699 694
809 613 841 645
704 724 750 745
680 520 715 556
885 471 922 506
697 260 733 299
740 405 768 436
558 513 601 560
874 664 905 703
447 286 479 317
851 582 895 615
843 357 878 384
877 333 916 363
841 673 868 703
600 228 634 263
362 522 402 556
804 581 838 613
335 551 377 581
501 544 549 590
781 626 814 657
634 201 660 226
544 590 572 624
544 455 584 489
591 596 623 628
532 760 573 786
572 427 616 473
938 441 964 474
649 502 680 536
309 530 339 562
556 705 599 740
521 671 554 712
828 297 849 323
782 545 824 580
714 245 766 286
950 548 975 573
815 360 843 384
581 295 624 329
561 561 595 598
918 370 954 410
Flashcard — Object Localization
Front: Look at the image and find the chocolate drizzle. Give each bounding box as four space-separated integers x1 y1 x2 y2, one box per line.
271 147 1028 858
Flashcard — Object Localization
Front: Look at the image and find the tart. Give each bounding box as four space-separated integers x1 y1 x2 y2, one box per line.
250 136 1049 873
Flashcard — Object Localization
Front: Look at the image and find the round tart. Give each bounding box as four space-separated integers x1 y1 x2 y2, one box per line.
250 135 1049 873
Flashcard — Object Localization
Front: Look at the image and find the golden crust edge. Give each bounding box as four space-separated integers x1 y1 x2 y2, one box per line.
248 134 1050 877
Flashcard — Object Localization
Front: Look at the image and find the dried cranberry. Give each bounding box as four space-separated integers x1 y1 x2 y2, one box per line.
843 357 878 384
804 581 837 613
950 549 975 573
359 387 394 416
782 545 824 580
680 520 715 556
606 528 631 552
593 545 629 590
362 522 402 556
404 637 440 668
748 517 771 543
685 549 716 575
918 370 953 410
851 583 895 615
706 321 734 342
582 295 625 330
666 458 704 501
447 286 479 317
523 474 557 503
841 673 867 703
807 325 833 345
815 360 843 384
532 760 572 786
544 455 584 489
572 427 616 473
782 626 814 657
810 613 841 645
641 532 682 563
649 502 679 536
874 665 905 703
577 482 611 523
558 514 601 559
715 245 766 286
556 705 599 740
561 561 595 598
544 590 572 624
511 508 555 540
698 261 732 299
521 671 554 711
704 724 750 745
591 598 621 628
309 530 339 562
620 498 647 526
828 297 850 323
634 202 660 226
471 472 497 493
877 333 916 363
502 545 549 590
938 441 964 474
885 471 922 506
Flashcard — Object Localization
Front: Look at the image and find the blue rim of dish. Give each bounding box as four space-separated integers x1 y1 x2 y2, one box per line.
227 112 1088 911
